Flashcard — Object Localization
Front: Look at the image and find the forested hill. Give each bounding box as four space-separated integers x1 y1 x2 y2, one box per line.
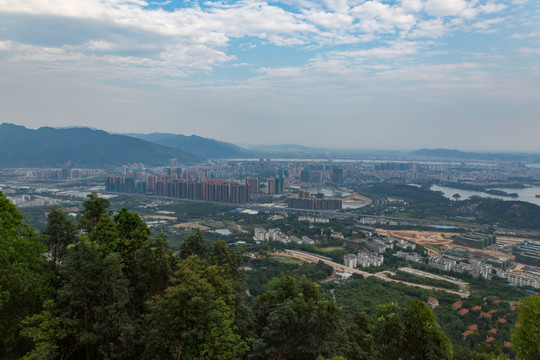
0 123 199 168
124 132 248 159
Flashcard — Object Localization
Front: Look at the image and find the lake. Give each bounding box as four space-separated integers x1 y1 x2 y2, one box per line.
431 185 540 207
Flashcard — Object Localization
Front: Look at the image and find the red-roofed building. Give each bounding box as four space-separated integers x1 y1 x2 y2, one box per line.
493 300 501 305
462 330 473 339
485 336 496 343
469 324 479 331
504 341 512 348
489 328 498 334
511 305 516 311
480 312 493 319
453 301 463 309
459 308 469 316
428 297 439 309
499 318 507 324
488 309 496 314
472 305 481 311
515 323 521 328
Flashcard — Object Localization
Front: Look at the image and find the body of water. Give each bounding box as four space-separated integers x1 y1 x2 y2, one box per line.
431 185 540 207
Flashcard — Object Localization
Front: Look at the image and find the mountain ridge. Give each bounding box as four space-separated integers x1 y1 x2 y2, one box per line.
0 123 199 168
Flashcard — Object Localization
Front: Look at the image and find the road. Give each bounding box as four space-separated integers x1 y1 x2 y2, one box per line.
275 249 469 298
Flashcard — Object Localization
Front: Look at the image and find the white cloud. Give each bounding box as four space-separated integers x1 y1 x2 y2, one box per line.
479 2 506 14
0 40 13 50
424 0 478 19
472 17 504 32
510 31 540 39
409 18 448 38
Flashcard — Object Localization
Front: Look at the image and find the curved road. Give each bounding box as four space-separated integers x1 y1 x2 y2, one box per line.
276 249 469 298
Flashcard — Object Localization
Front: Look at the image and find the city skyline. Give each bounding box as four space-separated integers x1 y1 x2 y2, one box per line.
0 0 539 151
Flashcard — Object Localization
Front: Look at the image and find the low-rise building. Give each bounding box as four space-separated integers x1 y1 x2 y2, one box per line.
344 254 358 268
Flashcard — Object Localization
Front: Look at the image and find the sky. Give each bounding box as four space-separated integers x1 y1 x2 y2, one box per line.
0 0 539 151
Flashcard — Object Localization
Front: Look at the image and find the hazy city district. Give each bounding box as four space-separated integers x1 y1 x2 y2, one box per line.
2 125 540 359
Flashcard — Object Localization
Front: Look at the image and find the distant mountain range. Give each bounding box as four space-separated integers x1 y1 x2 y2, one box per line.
123 132 248 159
0 123 199 168
410 149 540 162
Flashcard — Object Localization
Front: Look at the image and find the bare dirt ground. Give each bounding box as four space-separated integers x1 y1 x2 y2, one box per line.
376 229 457 246
144 215 177 221
377 229 514 259
171 222 210 230
343 193 372 205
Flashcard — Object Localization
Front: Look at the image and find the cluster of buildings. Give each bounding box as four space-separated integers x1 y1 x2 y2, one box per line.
428 255 494 279
253 227 315 245
27 168 100 180
452 232 497 249
288 190 342 211
343 252 384 268
505 270 540 289
266 177 284 195
396 251 422 262
342 238 397 268
298 216 330 223
106 175 261 204
513 241 540 266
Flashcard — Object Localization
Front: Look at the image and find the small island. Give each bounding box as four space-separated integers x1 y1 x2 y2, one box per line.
485 189 519 198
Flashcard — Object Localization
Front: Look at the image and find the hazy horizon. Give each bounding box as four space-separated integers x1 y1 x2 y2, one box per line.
1 1 539 151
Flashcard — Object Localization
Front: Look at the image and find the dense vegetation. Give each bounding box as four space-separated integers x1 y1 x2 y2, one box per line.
1 192 538 359
354 182 540 230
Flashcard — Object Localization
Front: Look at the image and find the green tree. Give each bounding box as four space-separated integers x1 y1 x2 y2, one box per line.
78 193 111 234
513 294 540 360
89 213 119 251
179 229 207 260
41 207 77 267
250 276 342 360
143 256 248 360
342 311 373 360
0 192 51 357
55 240 131 359
373 300 452 360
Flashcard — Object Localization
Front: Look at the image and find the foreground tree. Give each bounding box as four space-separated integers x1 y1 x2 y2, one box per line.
78 193 111 234
250 276 342 360
41 207 77 268
143 256 248 360
22 239 132 360
373 300 452 360
513 294 540 360
0 192 51 357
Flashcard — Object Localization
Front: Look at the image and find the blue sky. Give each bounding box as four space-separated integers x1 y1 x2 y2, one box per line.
0 0 538 151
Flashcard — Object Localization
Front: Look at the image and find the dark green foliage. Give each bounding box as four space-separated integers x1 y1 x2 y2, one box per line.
246 256 334 297
179 229 208 260
459 197 540 230
250 276 342 360
373 300 452 360
142 256 248 360
0 123 199 168
341 311 373 360
78 193 111 234
0 192 52 357
513 294 540 359
41 207 77 267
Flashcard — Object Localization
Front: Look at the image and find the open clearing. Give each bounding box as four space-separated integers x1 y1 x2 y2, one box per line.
172 222 210 230
144 215 177 221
